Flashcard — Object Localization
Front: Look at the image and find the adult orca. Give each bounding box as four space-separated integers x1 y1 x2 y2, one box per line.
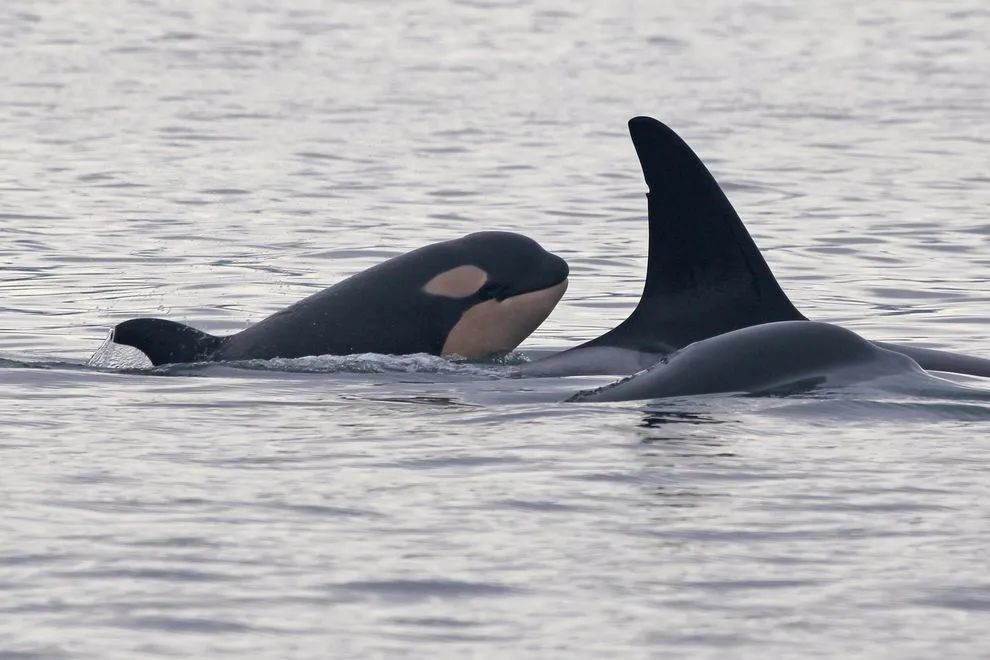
109 231 568 366
521 117 990 379
568 321 926 402
518 117 806 376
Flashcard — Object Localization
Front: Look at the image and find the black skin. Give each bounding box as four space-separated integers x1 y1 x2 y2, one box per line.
111 231 568 365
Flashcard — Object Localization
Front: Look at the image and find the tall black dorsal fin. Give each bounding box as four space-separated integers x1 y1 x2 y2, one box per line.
111 318 227 366
583 116 805 353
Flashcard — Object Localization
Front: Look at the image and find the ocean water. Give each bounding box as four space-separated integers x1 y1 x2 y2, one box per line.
2 1 989 658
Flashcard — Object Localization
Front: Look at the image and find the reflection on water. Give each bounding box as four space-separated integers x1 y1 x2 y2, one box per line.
639 410 730 427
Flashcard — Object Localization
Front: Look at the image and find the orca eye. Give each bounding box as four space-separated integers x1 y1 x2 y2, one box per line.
476 282 505 301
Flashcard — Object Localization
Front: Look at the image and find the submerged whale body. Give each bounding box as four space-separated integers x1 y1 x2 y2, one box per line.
110 231 568 366
522 117 990 379
569 321 926 402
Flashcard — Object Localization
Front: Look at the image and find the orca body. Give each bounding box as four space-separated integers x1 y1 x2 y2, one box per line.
522 117 990 379
110 231 568 366
569 321 924 402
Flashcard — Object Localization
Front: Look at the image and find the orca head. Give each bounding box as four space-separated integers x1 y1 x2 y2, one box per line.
420 231 569 359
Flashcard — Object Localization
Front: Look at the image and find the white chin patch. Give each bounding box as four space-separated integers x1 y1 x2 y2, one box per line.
441 279 568 359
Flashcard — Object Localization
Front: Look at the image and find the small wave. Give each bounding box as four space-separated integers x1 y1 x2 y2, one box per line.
218 353 499 376
81 330 527 376
767 396 990 422
10 345 527 378
143 352 515 378
0 355 88 371
332 578 519 599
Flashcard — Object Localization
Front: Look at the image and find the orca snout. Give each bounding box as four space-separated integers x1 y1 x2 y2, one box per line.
455 230 568 299
546 251 569 285
510 249 568 299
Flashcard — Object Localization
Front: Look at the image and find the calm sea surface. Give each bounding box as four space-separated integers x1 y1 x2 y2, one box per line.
2 1 989 658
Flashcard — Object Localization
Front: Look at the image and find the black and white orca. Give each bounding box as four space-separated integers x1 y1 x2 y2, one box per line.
110 231 568 366
522 117 990 380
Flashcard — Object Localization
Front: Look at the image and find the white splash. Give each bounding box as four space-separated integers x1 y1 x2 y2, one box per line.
86 331 153 369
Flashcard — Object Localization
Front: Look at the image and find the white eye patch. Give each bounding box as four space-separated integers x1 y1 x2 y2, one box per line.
422 265 489 298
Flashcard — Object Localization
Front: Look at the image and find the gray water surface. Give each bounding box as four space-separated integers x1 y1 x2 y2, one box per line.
2 1 989 658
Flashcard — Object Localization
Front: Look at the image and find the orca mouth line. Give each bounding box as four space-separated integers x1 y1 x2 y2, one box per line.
485 254 569 302
503 278 569 303
498 277 568 301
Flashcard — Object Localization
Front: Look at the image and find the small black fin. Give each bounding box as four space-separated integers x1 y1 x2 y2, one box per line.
584 117 805 352
111 318 226 366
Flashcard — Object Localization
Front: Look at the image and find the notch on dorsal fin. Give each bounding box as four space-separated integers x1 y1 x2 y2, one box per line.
582 116 805 353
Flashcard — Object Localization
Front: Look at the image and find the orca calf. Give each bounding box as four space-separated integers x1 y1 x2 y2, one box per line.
110 231 568 366
568 321 926 402
522 117 990 379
